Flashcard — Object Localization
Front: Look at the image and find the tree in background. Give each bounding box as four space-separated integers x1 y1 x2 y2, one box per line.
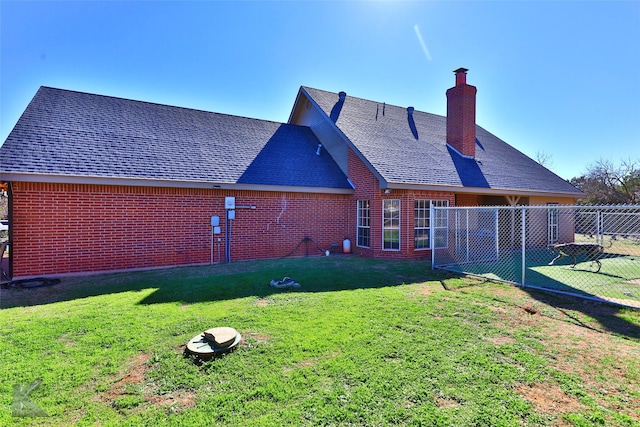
535 149 554 170
571 158 640 205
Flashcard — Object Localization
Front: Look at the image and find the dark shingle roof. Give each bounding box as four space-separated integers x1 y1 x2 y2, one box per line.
0 87 351 190
302 86 583 196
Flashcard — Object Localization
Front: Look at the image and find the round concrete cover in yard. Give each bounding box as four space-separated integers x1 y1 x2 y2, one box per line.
186 327 241 358
203 327 237 347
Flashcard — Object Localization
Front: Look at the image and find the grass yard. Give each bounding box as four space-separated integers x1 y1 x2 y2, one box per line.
529 255 640 302
442 250 640 308
1 257 639 426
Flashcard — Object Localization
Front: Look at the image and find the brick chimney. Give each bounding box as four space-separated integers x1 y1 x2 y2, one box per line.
446 68 477 157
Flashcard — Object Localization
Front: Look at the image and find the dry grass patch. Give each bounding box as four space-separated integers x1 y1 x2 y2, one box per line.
544 323 640 421
242 332 270 343
516 383 586 416
97 352 197 413
488 335 517 346
473 283 640 422
433 393 461 409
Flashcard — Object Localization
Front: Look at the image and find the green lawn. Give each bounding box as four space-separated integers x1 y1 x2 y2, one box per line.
529 255 640 300
1 257 639 426
442 250 640 307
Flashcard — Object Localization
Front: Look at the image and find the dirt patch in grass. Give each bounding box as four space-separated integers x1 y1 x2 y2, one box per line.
145 391 197 411
296 359 317 368
240 332 270 348
98 352 196 412
434 394 460 409
108 352 150 392
57 335 75 347
516 383 585 415
245 332 270 342
407 282 441 299
488 335 517 346
544 323 640 421
479 284 640 421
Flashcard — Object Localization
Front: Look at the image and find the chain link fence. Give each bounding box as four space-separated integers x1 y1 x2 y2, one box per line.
432 205 640 308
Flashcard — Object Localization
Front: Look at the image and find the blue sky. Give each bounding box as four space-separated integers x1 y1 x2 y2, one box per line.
1 1 639 180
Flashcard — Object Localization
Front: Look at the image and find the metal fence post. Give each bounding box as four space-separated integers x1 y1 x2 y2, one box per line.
596 210 601 246
466 209 470 263
521 207 526 285
430 203 435 270
494 209 499 262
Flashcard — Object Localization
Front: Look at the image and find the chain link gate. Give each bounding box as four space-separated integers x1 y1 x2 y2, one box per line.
431 205 640 309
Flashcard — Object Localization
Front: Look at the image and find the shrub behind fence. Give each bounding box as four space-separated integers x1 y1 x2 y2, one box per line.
432 205 640 308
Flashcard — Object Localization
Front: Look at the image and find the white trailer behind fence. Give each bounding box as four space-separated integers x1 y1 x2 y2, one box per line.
431 205 640 309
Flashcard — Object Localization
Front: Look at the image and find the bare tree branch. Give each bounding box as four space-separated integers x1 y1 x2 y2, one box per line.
574 158 640 204
535 150 554 169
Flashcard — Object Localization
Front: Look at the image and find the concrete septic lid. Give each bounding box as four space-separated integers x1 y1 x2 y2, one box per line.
203 326 238 348
186 327 241 359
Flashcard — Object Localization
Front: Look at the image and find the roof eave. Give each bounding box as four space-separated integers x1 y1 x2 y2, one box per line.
0 172 355 195
384 182 584 199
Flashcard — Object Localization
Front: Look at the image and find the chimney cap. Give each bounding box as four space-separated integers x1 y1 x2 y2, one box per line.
453 68 470 86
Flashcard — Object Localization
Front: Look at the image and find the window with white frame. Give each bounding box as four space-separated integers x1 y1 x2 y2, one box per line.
548 203 559 244
414 200 449 249
383 199 400 250
357 200 370 248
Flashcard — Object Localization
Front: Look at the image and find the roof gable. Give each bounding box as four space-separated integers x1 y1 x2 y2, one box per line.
300 86 583 197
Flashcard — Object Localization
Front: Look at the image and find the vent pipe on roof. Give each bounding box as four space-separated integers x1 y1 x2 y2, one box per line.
407 106 418 140
330 92 347 123
446 68 477 157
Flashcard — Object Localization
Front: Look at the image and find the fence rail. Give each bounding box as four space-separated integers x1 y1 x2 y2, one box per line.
431 205 640 309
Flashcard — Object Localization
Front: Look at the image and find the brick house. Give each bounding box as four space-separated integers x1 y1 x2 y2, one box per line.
0 69 583 279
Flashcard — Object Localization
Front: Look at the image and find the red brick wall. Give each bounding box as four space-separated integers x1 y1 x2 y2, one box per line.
446 83 477 157
347 150 455 260
455 193 480 206
10 182 351 277
10 155 490 277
